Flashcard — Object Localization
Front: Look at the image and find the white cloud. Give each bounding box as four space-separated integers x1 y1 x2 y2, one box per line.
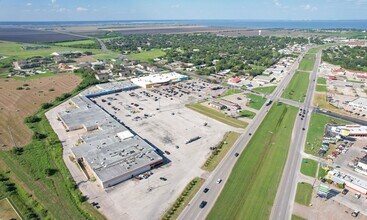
273 0 281 6
272 0 288 8
26 2 32 6
301 4 318 11
51 0 56 4
171 4 180 8
76 7 89 12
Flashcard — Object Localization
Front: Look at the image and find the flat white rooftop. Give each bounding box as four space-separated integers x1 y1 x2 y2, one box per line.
131 72 188 88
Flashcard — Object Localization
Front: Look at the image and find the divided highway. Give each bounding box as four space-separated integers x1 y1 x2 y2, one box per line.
178 51 307 220
270 51 321 220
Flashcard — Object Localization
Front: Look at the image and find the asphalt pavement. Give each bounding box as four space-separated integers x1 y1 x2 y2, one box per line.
178 51 307 220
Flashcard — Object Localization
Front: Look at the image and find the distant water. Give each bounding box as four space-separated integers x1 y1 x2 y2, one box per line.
1 20 367 30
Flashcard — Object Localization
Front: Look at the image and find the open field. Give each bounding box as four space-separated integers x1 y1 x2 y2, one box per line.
208 103 298 220
305 113 347 155
0 73 81 148
298 53 315 71
163 177 205 220
282 71 310 102
223 88 242 96
300 159 318 177
127 49 165 62
317 77 326 85
316 85 327 92
252 85 277 95
0 198 20 220
0 41 104 59
54 39 96 46
0 27 85 43
318 166 329 179
295 182 313 206
202 132 240 172
239 110 256 119
186 103 248 128
246 93 266 110
291 215 306 220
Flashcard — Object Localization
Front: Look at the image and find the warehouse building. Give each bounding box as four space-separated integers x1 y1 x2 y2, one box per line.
131 72 188 88
57 81 163 188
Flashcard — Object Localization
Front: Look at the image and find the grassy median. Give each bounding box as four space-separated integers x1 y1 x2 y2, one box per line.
186 103 248 128
207 103 298 220
299 53 315 71
282 71 310 102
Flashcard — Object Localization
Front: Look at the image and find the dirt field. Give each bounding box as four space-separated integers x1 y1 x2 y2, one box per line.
0 198 21 220
0 73 81 148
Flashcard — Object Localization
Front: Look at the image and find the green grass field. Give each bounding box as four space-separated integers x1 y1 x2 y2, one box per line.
207 103 298 220
291 214 306 220
0 41 103 59
299 54 315 71
239 110 256 119
252 86 277 95
54 40 96 47
282 71 310 102
318 166 329 179
295 182 313 206
316 85 327 92
186 103 248 128
300 159 318 177
317 77 326 85
305 113 347 155
246 93 266 110
127 49 165 62
202 132 240 172
223 88 242 96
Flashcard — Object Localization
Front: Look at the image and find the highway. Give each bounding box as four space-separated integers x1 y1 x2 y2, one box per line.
270 51 321 220
178 51 306 220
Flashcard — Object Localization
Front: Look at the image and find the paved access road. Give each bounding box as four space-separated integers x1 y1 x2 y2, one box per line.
178 51 306 220
270 51 321 220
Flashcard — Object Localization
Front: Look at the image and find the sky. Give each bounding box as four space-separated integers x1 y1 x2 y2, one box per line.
0 0 366 21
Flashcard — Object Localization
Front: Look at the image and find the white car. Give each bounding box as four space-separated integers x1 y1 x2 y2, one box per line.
216 179 222 184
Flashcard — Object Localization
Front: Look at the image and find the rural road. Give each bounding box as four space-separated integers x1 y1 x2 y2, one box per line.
178 50 307 220
270 51 321 220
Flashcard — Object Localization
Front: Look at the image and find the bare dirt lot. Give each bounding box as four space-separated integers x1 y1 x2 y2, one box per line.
0 73 81 148
0 198 21 220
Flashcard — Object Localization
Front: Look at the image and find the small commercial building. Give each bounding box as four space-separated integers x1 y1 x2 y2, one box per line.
327 170 367 195
131 72 188 88
355 156 367 176
253 75 275 84
331 125 367 137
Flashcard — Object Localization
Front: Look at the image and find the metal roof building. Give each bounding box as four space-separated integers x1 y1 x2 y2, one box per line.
57 81 163 188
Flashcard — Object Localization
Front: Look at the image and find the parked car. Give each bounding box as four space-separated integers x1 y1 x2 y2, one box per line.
164 150 171 155
199 201 207 208
342 189 349 195
351 211 360 217
203 188 209 193
160 177 167 181
234 153 239 157
216 179 222 184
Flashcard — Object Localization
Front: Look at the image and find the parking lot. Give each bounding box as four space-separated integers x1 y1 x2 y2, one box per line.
82 84 233 220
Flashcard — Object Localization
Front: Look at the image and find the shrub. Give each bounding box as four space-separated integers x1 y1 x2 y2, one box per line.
16 86 24 90
48 88 55 92
41 102 53 109
32 132 47 140
12 147 24 155
24 115 41 123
